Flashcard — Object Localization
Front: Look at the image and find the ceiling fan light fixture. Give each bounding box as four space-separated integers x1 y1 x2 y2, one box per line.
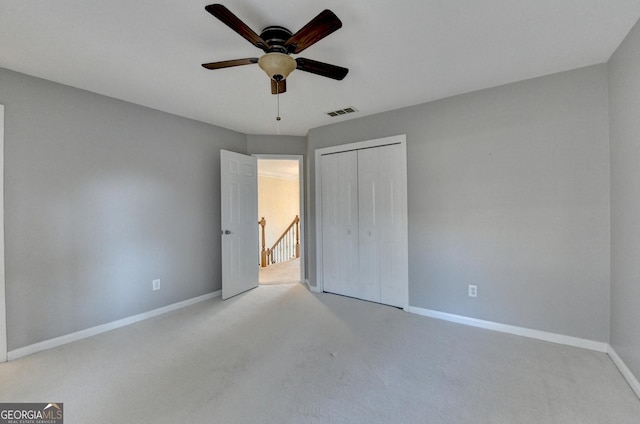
258 52 297 81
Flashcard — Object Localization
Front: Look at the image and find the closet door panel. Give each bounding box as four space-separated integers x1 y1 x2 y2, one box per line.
358 144 407 307
357 148 382 303
377 144 408 307
321 151 359 298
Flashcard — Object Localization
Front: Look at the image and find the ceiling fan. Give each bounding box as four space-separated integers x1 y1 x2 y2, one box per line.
201 4 349 95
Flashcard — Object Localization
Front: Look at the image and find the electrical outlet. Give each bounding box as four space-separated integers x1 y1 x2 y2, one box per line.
152 279 161 291
468 284 477 298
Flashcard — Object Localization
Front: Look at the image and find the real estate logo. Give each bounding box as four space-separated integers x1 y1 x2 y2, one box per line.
0 403 63 424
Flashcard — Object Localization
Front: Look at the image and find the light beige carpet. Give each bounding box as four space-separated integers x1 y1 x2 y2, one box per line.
1 284 639 423
259 257 300 285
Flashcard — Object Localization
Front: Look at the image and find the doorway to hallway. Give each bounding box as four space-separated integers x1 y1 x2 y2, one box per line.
256 156 304 285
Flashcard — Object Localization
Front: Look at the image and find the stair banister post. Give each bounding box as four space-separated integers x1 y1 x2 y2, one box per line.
259 217 268 267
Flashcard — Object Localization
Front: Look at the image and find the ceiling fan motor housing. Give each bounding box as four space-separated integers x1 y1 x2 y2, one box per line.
259 26 294 53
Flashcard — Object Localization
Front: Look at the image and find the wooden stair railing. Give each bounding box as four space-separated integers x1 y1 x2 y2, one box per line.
258 215 300 267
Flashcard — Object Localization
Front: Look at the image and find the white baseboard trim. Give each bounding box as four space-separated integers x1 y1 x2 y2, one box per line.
607 345 640 399
8 290 221 361
408 306 609 353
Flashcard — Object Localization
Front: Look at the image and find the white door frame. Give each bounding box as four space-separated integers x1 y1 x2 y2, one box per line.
1 105 6 362
254 154 305 284
314 134 408 309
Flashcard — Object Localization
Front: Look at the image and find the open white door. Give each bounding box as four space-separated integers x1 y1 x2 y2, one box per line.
220 150 259 300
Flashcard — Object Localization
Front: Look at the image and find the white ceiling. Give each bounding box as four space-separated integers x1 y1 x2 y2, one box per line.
2 1 639 136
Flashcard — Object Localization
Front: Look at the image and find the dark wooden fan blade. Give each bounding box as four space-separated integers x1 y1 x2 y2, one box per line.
205 4 268 52
202 58 259 70
271 79 287 94
284 10 342 54
296 58 348 80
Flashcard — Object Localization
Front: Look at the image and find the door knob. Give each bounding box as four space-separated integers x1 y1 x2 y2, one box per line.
223 230 232 235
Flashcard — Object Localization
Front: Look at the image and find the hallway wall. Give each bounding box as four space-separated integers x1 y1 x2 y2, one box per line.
258 173 299 248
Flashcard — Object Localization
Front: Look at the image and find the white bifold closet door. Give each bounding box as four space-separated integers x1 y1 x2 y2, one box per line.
321 143 407 308
321 150 360 299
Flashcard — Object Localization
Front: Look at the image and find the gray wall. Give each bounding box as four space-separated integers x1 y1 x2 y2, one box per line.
609 19 640 379
246 134 306 156
307 65 611 342
1 68 246 350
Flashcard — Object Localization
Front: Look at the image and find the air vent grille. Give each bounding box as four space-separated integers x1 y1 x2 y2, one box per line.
326 106 358 117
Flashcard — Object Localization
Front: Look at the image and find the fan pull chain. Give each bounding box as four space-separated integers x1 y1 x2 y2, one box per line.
276 80 282 121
